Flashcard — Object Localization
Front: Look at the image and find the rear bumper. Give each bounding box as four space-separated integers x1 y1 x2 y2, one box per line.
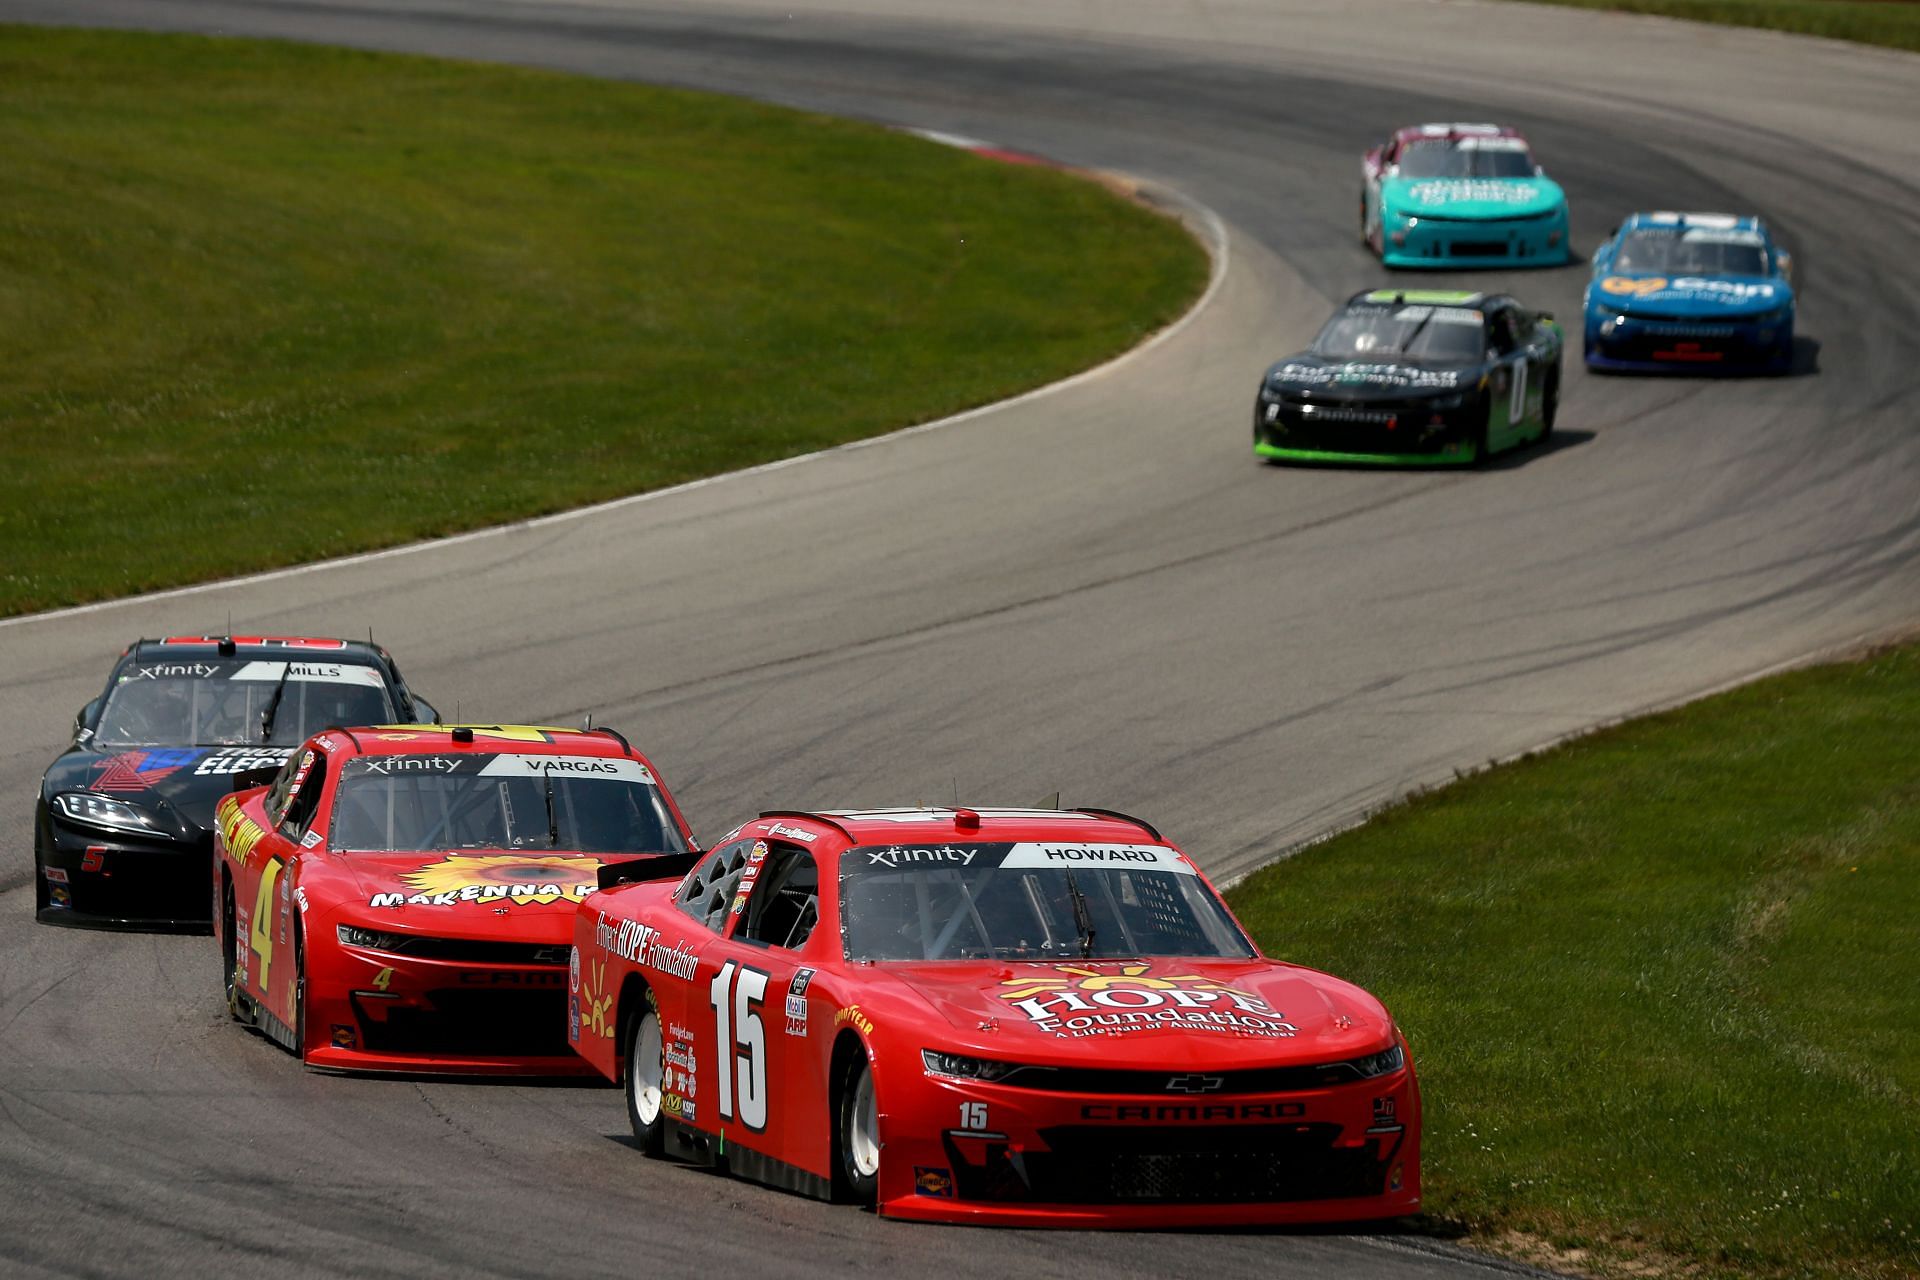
1584 320 1791 374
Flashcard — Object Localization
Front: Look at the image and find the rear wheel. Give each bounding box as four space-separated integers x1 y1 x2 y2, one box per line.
834 1052 880 1206
624 997 667 1156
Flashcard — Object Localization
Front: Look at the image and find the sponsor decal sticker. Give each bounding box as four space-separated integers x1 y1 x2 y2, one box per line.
785 968 814 1037
42 867 70 885
593 913 699 981
865 844 977 869
995 964 1300 1040
90 748 203 792
367 854 602 908
48 885 72 908
217 796 270 866
914 1167 955 1198
765 822 817 843
834 1005 874 1036
331 1025 358 1049
193 747 296 778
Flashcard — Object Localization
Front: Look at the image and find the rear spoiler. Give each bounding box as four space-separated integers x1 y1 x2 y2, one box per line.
597 850 703 892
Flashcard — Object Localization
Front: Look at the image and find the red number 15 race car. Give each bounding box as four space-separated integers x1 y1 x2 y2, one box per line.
570 807 1420 1227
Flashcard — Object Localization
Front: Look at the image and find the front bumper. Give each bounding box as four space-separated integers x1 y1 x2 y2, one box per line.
1382 210 1569 269
1254 396 1480 466
36 810 212 931
304 937 595 1076
1584 317 1791 374
877 1065 1420 1227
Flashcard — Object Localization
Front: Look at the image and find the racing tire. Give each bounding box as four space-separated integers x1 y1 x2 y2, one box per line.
222 880 242 1022
624 996 667 1157
833 1051 881 1207
1473 392 1495 466
292 922 308 1062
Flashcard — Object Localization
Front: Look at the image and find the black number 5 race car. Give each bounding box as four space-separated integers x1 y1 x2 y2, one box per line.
1254 289 1562 466
33 635 438 930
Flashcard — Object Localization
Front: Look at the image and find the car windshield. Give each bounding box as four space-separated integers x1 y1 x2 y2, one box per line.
95 663 396 747
1615 229 1768 277
1396 139 1534 179
1311 304 1486 362
329 753 687 854
840 841 1255 962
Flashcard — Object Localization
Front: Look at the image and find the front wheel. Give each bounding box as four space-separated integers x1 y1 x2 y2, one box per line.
1473 391 1495 465
835 1053 880 1206
222 881 242 1022
625 997 667 1156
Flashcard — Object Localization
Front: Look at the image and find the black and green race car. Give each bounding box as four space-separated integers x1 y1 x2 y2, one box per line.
1254 290 1561 466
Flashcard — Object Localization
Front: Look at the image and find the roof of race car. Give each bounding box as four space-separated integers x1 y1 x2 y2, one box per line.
1396 121 1524 145
1622 211 1765 235
1350 288 1492 309
127 635 387 663
317 724 643 759
748 806 1168 847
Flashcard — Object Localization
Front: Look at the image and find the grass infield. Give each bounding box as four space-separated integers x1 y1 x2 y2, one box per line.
1514 0 1920 53
0 27 1206 616
1230 642 1920 1280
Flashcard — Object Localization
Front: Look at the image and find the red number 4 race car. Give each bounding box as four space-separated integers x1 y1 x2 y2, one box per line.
569 807 1421 1227
214 723 695 1075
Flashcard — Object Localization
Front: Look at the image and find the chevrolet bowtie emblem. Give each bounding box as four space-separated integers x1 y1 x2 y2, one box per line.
1165 1073 1225 1093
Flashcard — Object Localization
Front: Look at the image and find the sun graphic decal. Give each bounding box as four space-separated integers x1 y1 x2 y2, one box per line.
393 854 603 907
997 963 1260 1003
994 963 1298 1040
579 955 615 1041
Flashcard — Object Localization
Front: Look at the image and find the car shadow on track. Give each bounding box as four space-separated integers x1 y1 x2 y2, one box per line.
1480 427 1595 470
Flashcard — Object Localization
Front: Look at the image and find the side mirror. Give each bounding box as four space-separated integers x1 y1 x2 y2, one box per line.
411 696 441 725
74 696 101 739
1537 310 1555 323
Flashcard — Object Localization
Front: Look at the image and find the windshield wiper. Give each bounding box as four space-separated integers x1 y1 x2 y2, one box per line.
543 770 559 848
1064 869 1096 959
259 663 294 743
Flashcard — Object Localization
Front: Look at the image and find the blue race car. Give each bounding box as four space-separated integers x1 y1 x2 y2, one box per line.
1584 212 1794 373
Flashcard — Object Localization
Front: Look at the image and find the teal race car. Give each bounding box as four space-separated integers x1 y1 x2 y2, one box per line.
1254 290 1562 466
1361 124 1572 268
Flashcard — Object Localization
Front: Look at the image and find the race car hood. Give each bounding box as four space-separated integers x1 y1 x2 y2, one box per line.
1591 271 1790 318
1265 355 1470 397
881 957 1396 1067
336 849 625 933
42 745 296 843
1383 174 1564 220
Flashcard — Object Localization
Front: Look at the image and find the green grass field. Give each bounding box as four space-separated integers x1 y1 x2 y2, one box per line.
1230 643 1920 1279
1515 0 1920 53
0 27 1206 616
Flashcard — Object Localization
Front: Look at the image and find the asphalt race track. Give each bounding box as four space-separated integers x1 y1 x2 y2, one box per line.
2 2 1917 1276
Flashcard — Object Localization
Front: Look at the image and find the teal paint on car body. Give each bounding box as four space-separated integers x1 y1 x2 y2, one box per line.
1361 123 1572 269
